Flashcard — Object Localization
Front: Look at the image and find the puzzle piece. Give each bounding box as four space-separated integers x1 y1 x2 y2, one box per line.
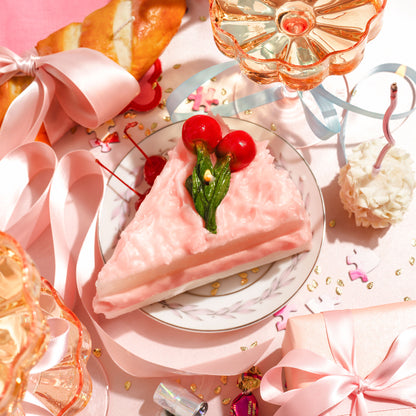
188 86 219 112
88 119 119 152
305 295 341 314
346 248 380 282
273 304 297 331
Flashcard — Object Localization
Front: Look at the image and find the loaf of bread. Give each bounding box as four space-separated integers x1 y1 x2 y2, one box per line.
0 0 186 136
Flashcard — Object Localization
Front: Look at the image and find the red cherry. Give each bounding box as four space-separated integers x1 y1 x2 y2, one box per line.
182 115 222 153
124 122 167 186
215 130 256 172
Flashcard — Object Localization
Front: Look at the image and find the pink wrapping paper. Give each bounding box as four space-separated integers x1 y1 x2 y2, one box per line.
280 302 416 415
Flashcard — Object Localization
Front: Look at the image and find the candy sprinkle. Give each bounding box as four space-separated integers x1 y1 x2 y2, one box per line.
404 296 411 301
336 287 343 296
395 269 403 276
190 384 197 392
93 348 102 358
410 256 415 266
329 219 336 228
314 266 321 274
326 277 332 285
214 386 222 394
367 282 374 289
337 279 344 287
124 381 132 391
220 376 228 385
222 398 231 405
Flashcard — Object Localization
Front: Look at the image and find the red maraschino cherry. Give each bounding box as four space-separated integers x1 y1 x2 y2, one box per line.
182 114 222 153
124 122 167 186
215 130 256 172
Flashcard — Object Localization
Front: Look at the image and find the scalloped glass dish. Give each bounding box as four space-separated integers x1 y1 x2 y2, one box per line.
0 232 99 416
209 0 387 91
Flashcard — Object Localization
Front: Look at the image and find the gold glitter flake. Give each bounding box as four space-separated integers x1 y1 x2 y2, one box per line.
124 381 132 391
198 394 204 400
410 257 415 266
244 109 253 115
336 287 343 296
220 376 228 385
270 123 277 131
124 112 136 119
145 129 151 136
210 77 217 82
337 279 344 287
165 87 173 94
314 266 321 274
412 239 416 247
214 386 222 394
210 288 218 296
163 116 171 122
190 383 197 392
238 272 248 279
404 296 411 301
240 278 248 285
367 282 374 289
307 284 314 292
311 279 318 288
329 220 336 228
240 346 248 351
93 348 102 358
250 341 258 348
221 88 227 96
251 267 259 273
395 269 403 276
326 277 332 285
173 64 181 70
151 81 158 90
212 282 220 289
199 15 207 22
222 398 231 405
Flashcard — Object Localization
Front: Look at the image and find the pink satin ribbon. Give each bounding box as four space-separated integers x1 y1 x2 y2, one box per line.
260 310 416 415
0 46 140 157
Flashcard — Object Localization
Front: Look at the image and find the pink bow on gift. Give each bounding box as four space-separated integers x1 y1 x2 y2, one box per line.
0 46 140 158
260 310 416 416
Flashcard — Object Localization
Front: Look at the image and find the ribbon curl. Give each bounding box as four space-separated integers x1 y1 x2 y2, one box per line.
0 46 140 158
260 310 416 416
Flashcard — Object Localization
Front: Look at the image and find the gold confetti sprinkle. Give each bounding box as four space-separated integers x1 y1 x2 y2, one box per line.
212 282 220 289
311 279 318 288
239 272 248 278
329 219 336 228
336 287 343 296
307 284 314 292
173 64 181 70
214 386 222 394
314 265 321 274
198 394 204 400
93 348 102 358
367 282 374 289
165 87 173 93
244 109 253 115
210 76 217 82
220 376 228 385
124 381 132 391
270 123 277 131
404 296 411 301
240 346 248 351
326 277 332 285
151 122 158 130
395 269 403 276
240 278 248 285
337 279 344 287
151 81 158 90
222 398 231 405
138 123 144 130
250 341 258 348
163 116 171 122
190 383 197 392
410 257 415 266
251 267 259 273
199 15 207 21
210 288 218 296
222 99 229 105
412 239 416 247
221 88 227 96
124 112 136 118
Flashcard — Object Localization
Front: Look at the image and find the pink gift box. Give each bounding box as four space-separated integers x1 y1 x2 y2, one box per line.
262 301 416 416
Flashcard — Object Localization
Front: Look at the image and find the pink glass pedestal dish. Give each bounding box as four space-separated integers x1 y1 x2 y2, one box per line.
0 232 96 416
209 0 387 91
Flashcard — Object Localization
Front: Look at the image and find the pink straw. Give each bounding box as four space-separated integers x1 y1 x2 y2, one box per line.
373 83 398 173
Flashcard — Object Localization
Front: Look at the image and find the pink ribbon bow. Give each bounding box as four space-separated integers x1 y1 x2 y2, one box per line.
0 46 140 158
260 310 416 416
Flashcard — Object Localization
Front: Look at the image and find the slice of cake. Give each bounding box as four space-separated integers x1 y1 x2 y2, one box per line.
93 134 312 318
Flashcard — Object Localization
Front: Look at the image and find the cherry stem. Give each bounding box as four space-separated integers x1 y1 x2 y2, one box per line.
124 122 150 161
373 83 398 173
95 159 143 197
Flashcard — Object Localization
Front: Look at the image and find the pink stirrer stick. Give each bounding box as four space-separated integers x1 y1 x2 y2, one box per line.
373 83 398 173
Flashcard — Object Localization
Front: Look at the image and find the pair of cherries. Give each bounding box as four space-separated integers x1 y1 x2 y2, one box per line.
182 115 256 172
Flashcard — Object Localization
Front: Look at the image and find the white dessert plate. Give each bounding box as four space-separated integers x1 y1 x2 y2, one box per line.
98 117 325 332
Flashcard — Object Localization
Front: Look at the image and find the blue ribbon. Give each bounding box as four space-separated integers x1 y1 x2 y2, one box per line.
166 61 416 163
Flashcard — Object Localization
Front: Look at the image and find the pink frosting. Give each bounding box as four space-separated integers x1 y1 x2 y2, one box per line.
94 139 312 318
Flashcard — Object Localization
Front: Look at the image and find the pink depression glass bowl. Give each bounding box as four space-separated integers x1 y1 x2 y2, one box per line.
0 232 48 416
209 0 387 90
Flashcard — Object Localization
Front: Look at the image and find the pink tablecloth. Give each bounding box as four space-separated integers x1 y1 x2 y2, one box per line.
0 0 108 54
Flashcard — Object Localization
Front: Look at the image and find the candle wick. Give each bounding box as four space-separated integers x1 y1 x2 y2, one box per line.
373 83 398 174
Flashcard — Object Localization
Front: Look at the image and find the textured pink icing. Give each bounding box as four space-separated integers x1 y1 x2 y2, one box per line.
94 139 312 318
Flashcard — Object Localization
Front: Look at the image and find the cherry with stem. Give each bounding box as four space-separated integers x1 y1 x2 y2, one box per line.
124 122 166 186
